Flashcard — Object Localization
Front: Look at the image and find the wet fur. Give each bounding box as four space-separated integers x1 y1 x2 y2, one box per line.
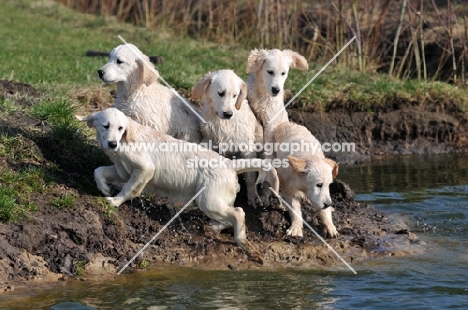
192 70 264 207
77 108 280 262
98 44 201 142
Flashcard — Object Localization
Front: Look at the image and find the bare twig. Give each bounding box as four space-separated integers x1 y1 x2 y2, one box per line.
390 0 408 76
407 0 421 80
430 0 457 82
86 50 164 64
352 3 362 71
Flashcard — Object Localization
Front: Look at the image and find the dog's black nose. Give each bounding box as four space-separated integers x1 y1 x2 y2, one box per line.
271 87 280 95
108 140 117 149
98 70 104 79
223 111 233 119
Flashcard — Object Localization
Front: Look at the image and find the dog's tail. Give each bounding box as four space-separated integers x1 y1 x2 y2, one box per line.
231 158 280 193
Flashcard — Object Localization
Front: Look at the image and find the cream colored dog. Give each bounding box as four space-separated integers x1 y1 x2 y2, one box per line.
98 43 201 142
77 108 279 262
192 69 264 207
274 122 339 238
246 48 308 158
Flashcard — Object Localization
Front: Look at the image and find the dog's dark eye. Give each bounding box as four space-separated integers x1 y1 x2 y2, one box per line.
103 124 110 129
218 91 225 97
267 70 274 75
118 126 123 131
281 72 286 76
317 183 323 188
116 59 123 64
233 94 237 98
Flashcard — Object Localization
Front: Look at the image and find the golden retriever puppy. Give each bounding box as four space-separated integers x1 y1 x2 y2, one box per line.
76 108 279 263
98 43 201 142
192 69 264 207
246 49 308 159
275 122 339 238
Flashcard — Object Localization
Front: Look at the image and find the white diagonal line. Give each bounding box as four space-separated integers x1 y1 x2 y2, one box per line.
118 35 206 123
117 187 206 275
269 187 357 274
268 36 356 124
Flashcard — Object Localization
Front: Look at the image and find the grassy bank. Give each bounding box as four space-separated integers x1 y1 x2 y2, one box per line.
1 0 467 110
0 0 467 222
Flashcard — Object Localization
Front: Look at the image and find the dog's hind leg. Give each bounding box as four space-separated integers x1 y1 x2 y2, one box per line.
227 206 263 264
245 171 263 207
201 195 263 264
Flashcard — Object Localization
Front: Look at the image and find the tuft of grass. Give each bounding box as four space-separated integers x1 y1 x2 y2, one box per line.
0 166 48 222
0 187 19 222
139 258 149 269
51 194 76 210
0 166 49 194
0 134 43 163
74 260 86 276
31 98 76 124
95 197 117 217
0 97 16 115
0 186 38 223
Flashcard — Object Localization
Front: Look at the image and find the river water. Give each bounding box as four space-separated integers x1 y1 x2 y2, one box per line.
1 154 467 309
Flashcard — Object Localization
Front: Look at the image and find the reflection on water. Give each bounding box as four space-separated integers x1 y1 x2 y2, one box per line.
339 154 468 194
1 154 468 309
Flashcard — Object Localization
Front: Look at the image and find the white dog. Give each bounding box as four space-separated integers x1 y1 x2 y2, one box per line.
246 48 308 158
98 44 201 143
76 108 279 263
275 122 339 238
192 69 264 207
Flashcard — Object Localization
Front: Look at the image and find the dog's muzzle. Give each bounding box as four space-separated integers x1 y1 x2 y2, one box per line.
222 111 234 119
271 86 280 96
108 140 118 149
98 69 104 80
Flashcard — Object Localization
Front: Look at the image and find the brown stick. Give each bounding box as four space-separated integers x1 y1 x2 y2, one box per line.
86 50 164 64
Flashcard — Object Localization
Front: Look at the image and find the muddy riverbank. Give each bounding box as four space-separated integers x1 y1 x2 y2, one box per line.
0 80 464 292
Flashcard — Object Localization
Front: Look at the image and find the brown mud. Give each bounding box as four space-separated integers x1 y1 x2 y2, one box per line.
1 80 463 293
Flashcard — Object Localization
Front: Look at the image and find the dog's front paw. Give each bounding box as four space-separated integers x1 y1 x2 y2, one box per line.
286 225 303 237
97 183 112 197
105 197 124 207
208 220 232 233
248 194 263 208
323 223 339 238
260 194 270 208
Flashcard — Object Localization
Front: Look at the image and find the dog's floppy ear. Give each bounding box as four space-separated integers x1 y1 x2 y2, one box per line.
282 50 308 71
235 81 248 110
247 49 268 74
287 155 307 173
121 117 137 143
75 113 97 128
191 73 212 99
137 57 159 86
324 158 339 178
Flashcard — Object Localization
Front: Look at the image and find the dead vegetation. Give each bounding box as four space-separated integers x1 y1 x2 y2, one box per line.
58 0 468 83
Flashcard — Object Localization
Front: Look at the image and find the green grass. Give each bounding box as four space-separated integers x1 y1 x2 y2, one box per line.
1 0 467 111
51 194 76 210
95 197 117 217
0 167 44 222
31 98 76 123
0 187 20 222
